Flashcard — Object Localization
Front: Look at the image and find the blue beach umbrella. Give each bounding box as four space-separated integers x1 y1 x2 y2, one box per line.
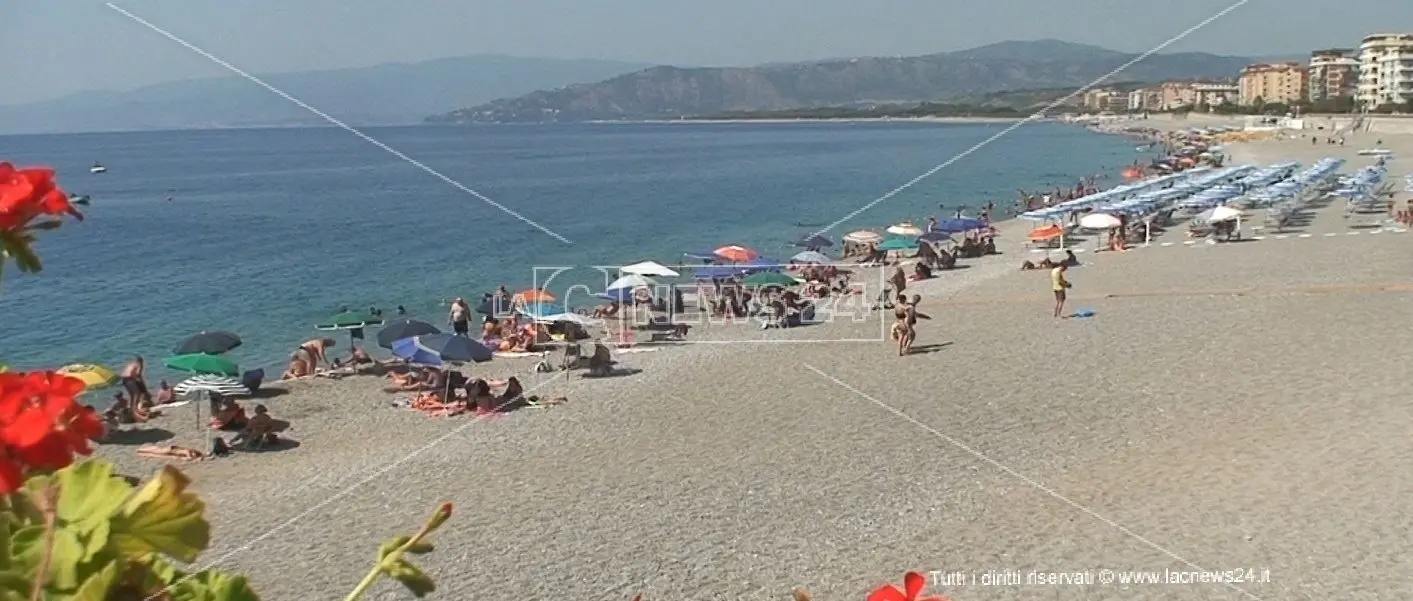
936 217 988 233
597 287 637 303
740 257 783 272
791 250 831 263
392 333 493 364
515 303 557 320
791 233 833 248
918 231 954 244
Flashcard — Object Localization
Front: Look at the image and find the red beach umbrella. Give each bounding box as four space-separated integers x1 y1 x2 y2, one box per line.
713 245 758 262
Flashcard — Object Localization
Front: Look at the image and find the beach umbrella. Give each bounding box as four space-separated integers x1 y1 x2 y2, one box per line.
165 353 240 377
316 310 384 346
791 233 833 248
172 330 243 355
606 274 654 291
55 364 118 391
842 230 882 244
886 222 924 236
1204 205 1243 223
393 333 492 364
1078 213 1122 230
713 245 759 262
740 257 783 272
937 218 988 233
682 250 719 262
172 375 250 398
537 313 600 327
514 289 556 303
597 288 638 303
376 319 441 349
317 311 384 330
876 236 918 252
515 302 558 319
743 272 799 287
918 231 954 244
693 265 746 280
619 261 680 277
791 250 831 263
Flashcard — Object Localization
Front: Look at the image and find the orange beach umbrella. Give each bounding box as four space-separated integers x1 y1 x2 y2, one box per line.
514 289 556 303
713 245 758 262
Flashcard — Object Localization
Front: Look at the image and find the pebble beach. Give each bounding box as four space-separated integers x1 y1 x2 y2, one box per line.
93 118 1413 601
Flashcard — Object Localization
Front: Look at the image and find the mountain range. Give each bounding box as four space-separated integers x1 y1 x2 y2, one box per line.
0 56 650 135
428 40 1263 123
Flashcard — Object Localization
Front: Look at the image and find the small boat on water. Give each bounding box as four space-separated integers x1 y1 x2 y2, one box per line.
89 163 107 174
70 195 91 206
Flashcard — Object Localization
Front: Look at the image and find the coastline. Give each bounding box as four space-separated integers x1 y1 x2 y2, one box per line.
595 116 1030 125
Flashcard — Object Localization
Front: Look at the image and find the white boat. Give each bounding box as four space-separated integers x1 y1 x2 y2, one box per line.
89 163 107 174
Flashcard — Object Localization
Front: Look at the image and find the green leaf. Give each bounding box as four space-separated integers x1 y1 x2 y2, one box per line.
404 542 434 555
0 231 41 273
54 461 133 530
169 569 262 601
384 561 435 598
0 516 9 569
66 559 120 601
9 525 85 590
0 570 29 601
111 467 210 563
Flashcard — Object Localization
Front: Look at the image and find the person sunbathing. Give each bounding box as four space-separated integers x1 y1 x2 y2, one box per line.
136 445 205 461
154 381 175 406
210 397 248 431
387 368 421 388
231 404 279 450
481 318 500 339
282 356 312 379
466 379 495 413
104 392 156 424
411 391 467 417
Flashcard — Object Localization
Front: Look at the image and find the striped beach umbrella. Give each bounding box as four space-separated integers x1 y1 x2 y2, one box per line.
56 363 119 391
172 375 250 398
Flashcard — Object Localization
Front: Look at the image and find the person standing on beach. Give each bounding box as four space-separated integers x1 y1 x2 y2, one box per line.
1051 263 1071 318
119 356 151 407
449 297 471 337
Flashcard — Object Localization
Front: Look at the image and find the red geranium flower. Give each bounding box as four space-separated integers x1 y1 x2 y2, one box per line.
868 572 949 601
0 162 82 230
0 371 99 473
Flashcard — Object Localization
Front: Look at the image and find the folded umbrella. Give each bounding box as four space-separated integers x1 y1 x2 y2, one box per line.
376 319 441 349
173 330 243 355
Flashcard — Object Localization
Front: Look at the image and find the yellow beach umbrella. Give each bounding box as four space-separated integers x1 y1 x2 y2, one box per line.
56 364 119 391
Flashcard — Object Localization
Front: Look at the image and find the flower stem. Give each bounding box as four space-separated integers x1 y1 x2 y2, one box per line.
29 482 59 601
342 505 449 601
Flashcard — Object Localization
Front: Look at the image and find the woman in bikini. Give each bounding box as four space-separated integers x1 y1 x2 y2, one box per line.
292 338 335 373
890 294 912 356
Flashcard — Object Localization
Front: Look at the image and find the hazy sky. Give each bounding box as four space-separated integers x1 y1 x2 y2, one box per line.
3 0 1408 105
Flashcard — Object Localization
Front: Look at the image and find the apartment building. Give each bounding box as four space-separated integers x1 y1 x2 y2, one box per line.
1237 62 1308 106
1308 49 1359 102
1355 33 1413 108
1127 88 1162 111
1192 83 1239 107
1081 88 1130 112
1158 82 1198 110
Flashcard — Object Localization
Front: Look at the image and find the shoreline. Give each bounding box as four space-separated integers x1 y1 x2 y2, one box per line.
595 116 1030 125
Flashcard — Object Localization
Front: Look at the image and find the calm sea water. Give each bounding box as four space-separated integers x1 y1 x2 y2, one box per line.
0 122 1133 377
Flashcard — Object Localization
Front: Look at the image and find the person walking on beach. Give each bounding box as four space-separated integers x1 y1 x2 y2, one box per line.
449 297 471 337
1051 263 1071 318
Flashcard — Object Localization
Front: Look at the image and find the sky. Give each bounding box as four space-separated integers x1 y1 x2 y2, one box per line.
2 0 1409 105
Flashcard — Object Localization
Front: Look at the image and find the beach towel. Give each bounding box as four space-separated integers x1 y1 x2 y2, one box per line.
614 347 660 354
1028 225 1063 242
493 351 542 358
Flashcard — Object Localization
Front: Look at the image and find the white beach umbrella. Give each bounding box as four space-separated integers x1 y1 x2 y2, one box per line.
619 260 680 277
843 230 883 244
791 250 831 263
1203 206 1243 223
885 222 924 236
606 274 655 291
536 312 601 327
172 375 250 398
1078 213 1122 230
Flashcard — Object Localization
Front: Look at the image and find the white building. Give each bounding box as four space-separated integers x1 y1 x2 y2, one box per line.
1356 33 1413 108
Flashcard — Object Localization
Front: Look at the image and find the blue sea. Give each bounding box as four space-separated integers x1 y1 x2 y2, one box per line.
0 122 1133 378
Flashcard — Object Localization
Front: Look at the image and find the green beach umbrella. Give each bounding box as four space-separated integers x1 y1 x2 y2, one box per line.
165 353 239 377
876 236 919 252
316 311 384 330
743 272 800 287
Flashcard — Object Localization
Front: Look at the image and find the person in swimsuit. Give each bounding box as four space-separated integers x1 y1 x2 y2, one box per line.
890 294 912 356
1051 263 1071 318
119 356 151 407
294 338 335 370
449 297 471 337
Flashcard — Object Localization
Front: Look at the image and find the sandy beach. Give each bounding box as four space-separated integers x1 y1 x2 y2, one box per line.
94 123 1413 601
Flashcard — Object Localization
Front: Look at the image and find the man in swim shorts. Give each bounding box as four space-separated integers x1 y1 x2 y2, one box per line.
1051 263 1071 318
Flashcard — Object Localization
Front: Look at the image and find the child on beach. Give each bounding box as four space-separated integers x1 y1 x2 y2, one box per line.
1051 264 1071 318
